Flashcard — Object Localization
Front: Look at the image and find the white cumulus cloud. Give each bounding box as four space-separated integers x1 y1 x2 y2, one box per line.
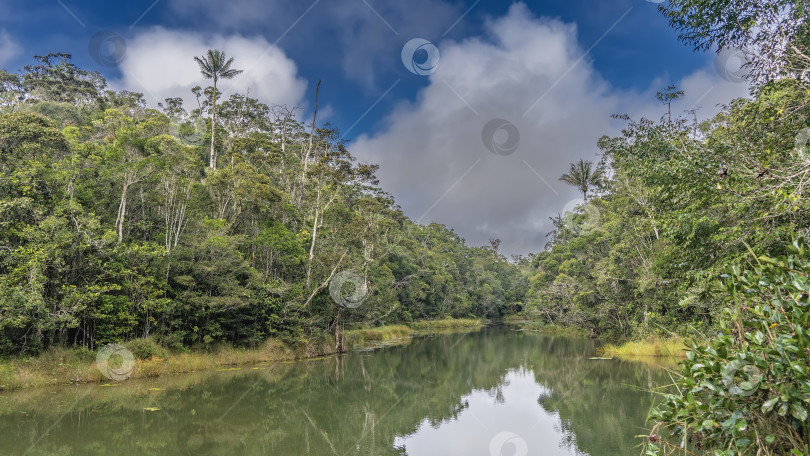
351 3 750 256
115 27 307 110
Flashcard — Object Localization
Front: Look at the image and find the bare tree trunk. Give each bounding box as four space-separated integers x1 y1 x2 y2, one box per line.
297 80 321 210
116 181 129 242
306 185 321 288
209 79 218 169
281 111 288 155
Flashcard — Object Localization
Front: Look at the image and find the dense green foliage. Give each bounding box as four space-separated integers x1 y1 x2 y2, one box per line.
525 58 810 342
519 1 810 453
0 53 526 354
647 240 810 455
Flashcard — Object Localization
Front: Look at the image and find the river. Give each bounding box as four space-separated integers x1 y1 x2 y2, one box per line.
0 327 671 455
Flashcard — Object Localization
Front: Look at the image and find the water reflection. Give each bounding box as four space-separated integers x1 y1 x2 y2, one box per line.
397 368 580 456
0 328 670 455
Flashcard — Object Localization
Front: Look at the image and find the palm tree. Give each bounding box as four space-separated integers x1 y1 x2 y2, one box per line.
559 159 605 200
193 49 243 169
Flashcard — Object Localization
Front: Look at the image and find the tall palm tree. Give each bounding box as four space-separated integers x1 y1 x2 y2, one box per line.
559 159 605 200
193 49 243 169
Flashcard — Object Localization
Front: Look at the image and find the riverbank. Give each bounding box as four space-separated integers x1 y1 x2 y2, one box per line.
344 318 485 349
0 318 485 391
503 319 589 337
503 316 687 362
598 338 687 360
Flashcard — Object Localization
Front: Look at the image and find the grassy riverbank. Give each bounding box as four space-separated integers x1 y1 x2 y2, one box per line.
504 316 687 362
344 318 485 349
0 319 485 391
598 338 687 359
502 316 590 337
0 334 337 391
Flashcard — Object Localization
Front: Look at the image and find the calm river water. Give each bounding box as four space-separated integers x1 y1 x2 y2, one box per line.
0 327 672 455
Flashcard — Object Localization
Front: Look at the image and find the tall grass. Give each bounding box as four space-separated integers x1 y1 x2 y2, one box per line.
0 336 337 391
343 318 485 348
504 319 589 337
598 338 687 359
1 318 488 391
409 318 484 331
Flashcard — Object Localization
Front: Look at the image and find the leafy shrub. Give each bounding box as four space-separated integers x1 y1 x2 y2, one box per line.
125 337 168 360
646 240 810 455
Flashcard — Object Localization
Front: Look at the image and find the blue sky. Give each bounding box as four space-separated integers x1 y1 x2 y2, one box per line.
0 0 750 254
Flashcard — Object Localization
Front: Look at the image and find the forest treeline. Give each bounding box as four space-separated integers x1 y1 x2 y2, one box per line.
523 2 810 342
1 0 809 452
518 1 809 454
0 53 527 354
2 0 810 358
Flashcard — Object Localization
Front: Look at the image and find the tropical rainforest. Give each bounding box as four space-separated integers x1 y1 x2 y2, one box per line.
0 51 529 354
1 0 809 454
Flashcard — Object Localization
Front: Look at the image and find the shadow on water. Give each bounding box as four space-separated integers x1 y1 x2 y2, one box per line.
0 327 671 455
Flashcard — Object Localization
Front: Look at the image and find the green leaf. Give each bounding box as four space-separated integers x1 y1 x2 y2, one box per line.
791 404 808 421
761 397 778 413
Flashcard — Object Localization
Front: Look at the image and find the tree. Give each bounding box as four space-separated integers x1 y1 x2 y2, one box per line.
656 85 684 125
558 159 604 200
659 0 807 85
193 49 243 169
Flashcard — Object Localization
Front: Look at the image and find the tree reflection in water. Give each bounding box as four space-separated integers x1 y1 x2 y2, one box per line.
0 328 669 456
